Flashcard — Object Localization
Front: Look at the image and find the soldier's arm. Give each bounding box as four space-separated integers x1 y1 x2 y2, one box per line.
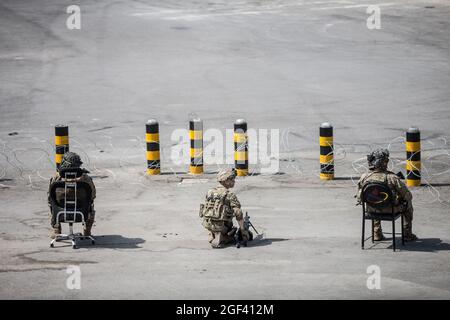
391 175 412 202
228 192 243 221
48 175 59 206
356 174 367 202
47 177 54 206
82 174 96 201
228 192 251 239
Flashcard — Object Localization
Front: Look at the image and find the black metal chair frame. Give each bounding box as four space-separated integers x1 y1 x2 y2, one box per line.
49 168 95 249
361 182 405 251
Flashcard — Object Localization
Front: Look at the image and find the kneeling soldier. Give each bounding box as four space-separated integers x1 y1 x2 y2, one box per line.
200 168 252 248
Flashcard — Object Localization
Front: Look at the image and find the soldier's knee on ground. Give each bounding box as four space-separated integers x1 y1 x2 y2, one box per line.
208 232 215 243
227 227 237 237
210 232 224 248
210 231 235 248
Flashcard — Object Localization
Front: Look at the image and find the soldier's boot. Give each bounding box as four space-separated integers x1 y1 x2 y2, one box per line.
50 225 61 239
208 232 215 243
404 233 418 242
211 232 236 249
403 213 417 242
374 232 386 241
210 232 224 249
373 220 385 241
83 220 94 237
404 228 418 242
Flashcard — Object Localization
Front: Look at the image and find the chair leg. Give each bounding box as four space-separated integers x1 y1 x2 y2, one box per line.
371 220 374 243
401 214 405 245
361 215 365 250
392 218 396 252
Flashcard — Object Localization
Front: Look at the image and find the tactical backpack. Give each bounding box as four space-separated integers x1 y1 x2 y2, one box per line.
199 188 233 232
361 172 400 207
200 189 230 219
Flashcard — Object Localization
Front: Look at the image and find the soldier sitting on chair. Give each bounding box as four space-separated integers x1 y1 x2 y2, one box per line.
356 148 417 242
48 152 96 239
199 168 253 248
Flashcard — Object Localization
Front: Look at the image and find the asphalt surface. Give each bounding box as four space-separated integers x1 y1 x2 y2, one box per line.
0 0 449 299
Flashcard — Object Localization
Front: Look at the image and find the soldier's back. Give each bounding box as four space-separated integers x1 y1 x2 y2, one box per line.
207 185 227 197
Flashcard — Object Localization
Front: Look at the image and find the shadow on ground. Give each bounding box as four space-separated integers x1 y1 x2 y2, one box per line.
427 183 450 187
248 235 289 248
365 238 450 252
400 238 450 252
85 235 145 249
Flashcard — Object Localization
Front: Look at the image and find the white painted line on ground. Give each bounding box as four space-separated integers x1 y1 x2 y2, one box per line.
312 3 396 10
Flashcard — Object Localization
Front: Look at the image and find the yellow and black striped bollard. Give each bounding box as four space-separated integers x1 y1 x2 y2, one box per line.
234 119 248 176
319 122 334 180
189 118 203 174
406 127 421 187
55 125 69 169
146 119 161 175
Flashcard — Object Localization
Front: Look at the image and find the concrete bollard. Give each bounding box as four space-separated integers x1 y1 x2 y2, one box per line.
146 119 161 175
319 122 334 180
189 118 203 174
55 125 69 169
406 127 421 187
234 119 248 176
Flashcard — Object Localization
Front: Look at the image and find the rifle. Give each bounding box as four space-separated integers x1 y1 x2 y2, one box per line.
235 212 259 248
244 212 259 234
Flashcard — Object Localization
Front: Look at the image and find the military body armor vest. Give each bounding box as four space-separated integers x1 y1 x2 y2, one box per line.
200 187 234 233
361 171 402 210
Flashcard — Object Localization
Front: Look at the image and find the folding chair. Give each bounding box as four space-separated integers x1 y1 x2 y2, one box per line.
49 168 95 249
361 182 405 251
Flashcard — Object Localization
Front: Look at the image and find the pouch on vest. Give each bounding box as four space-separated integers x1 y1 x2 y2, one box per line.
202 190 228 220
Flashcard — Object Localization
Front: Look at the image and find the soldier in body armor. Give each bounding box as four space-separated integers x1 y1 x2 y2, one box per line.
200 168 253 248
356 149 417 241
48 152 96 239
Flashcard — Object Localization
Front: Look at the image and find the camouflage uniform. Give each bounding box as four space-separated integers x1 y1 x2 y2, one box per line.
47 152 96 237
48 171 96 228
357 169 414 239
200 168 249 248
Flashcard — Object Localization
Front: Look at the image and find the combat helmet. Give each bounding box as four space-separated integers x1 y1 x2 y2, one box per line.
217 168 237 183
59 152 83 170
367 148 390 170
